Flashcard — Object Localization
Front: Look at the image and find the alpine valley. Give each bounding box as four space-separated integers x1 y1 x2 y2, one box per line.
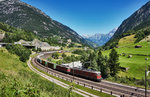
0 0 150 97
83 28 117 47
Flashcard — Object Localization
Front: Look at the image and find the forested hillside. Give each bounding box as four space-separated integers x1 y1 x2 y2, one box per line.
0 22 74 47
0 0 88 45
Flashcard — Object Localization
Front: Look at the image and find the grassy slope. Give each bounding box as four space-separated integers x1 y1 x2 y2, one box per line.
118 55 150 79
0 48 82 97
118 34 136 47
102 35 150 79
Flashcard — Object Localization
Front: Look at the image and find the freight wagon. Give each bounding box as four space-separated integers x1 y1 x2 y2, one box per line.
37 58 57 69
47 62 57 69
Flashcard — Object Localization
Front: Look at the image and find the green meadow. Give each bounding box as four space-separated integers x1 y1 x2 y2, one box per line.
102 35 150 79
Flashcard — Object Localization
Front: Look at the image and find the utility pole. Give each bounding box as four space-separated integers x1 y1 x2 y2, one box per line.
69 59 74 97
145 58 148 97
90 59 91 68
73 60 74 82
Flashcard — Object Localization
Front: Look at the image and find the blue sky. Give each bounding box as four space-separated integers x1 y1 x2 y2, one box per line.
21 0 150 35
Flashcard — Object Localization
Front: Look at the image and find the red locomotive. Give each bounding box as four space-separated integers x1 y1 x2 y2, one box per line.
70 68 101 81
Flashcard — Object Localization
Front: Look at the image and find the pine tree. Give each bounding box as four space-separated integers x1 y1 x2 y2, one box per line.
97 50 103 71
103 56 110 78
81 51 98 70
90 52 98 70
80 53 90 69
97 50 109 78
90 58 98 71
108 48 120 76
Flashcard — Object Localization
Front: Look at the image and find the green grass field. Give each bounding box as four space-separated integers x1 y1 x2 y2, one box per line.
118 34 136 47
0 48 82 97
119 55 150 79
103 42 150 56
102 35 150 80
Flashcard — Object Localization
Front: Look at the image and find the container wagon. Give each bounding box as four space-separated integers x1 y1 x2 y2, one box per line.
47 62 57 69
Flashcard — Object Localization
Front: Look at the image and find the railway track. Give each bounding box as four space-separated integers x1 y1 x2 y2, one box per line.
28 57 99 97
32 55 150 97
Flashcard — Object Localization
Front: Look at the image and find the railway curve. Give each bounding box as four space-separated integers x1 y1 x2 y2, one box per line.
32 52 150 97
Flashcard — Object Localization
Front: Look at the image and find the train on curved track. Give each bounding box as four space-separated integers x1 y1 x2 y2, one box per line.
36 54 102 82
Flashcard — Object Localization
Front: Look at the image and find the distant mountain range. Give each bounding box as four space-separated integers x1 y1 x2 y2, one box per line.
105 1 150 48
83 28 117 47
0 0 88 45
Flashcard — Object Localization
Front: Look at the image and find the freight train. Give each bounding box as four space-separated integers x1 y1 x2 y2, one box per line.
36 54 102 82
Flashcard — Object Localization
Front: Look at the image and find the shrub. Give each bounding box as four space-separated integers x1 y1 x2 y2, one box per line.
56 60 63 65
62 53 67 58
47 57 52 61
5 44 31 62
52 52 59 59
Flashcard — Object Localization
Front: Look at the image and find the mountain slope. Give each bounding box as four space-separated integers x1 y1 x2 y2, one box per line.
113 1 150 37
105 1 150 49
0 0 87 44
84 28 116 47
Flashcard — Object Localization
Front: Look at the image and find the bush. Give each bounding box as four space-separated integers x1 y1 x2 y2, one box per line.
56 60 63 65
62 53 67 58
52 52 59 59
134 26 150 43
107 75 148 87
47 57 52 61
73 50 85 55
3 29 36 43
0 76 40 97
5 44 31 62
63 55 80 64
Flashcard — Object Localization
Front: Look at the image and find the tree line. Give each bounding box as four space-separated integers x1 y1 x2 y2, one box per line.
81 48 120 78
5 44 31 62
